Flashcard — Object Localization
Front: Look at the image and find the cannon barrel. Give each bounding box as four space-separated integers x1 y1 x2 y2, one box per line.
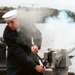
66 44 75 54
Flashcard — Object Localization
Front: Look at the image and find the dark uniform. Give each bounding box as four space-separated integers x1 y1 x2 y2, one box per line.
3 25 43 75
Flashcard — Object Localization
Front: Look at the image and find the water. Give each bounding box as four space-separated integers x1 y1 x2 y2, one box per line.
0 23 75 69
0 23 6 38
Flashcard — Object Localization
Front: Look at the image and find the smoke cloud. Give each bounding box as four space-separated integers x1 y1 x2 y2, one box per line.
16 8 54 46
16 8 75 50
41 10 75 50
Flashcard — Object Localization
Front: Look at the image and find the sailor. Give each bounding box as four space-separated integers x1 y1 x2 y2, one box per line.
2 9 44 75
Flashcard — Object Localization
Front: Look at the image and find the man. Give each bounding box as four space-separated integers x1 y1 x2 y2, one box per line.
2 9 44 75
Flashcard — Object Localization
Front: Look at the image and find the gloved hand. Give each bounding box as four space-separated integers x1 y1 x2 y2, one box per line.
31 45 38 54
35 65 45 73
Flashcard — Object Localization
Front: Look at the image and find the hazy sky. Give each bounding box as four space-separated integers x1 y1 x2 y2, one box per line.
0 0 75 12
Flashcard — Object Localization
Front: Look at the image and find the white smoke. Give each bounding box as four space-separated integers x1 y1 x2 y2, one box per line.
16 8 54 47
45 11 75 48
37 10 75 51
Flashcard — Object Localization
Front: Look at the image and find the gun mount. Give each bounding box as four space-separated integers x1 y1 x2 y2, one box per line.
42 45 75 75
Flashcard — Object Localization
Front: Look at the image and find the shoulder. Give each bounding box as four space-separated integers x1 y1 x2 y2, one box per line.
4 25 9 34
3 25 12 38
4 25 10 32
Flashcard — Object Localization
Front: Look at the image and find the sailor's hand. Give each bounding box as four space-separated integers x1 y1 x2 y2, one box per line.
31 45 38 54
35 65 45 73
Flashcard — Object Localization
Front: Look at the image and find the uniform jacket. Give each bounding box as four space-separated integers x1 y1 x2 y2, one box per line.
3 25 43 75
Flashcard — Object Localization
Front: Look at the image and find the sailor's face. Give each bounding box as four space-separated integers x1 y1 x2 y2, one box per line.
6 18 19 31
